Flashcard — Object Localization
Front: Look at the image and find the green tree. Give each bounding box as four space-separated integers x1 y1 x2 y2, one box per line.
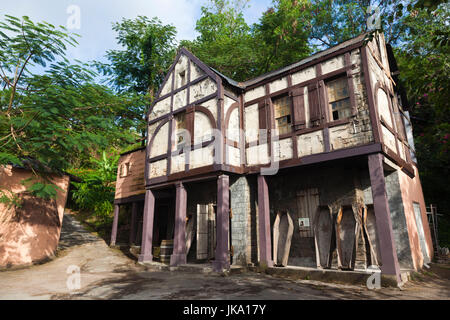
394 4 450 246
0 15 138 197
96 16 177 141
71 151 119 225
181 0 257 81
253 0 312 74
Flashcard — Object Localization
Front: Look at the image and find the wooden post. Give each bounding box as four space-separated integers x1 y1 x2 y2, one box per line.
257 175 274 267
129 202 138 245
368 154 401 283
138 189 155 263
110 204 120 246
170 182 187 266
213 174 230 272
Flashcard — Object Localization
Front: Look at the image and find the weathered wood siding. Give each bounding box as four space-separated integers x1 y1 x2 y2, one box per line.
115 149 146 200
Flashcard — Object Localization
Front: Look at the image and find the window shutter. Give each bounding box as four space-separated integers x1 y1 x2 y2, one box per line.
258 100 267 130
291 87 306 128
308 83 321 123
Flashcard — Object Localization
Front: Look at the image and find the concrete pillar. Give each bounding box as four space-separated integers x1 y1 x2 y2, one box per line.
368 154 401 283
138 189 155 263
170 183 187 266
213 174 230 272
129 202 138 245
110 204 120 246
257 175 273 267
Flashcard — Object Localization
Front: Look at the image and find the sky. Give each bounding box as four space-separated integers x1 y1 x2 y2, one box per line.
0 0 272 65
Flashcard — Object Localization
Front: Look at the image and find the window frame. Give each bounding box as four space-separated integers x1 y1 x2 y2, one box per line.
271 93 293 137
324 74 353 122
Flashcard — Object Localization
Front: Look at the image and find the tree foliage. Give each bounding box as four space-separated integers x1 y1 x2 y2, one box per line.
70 151 119 223
0 15 138 198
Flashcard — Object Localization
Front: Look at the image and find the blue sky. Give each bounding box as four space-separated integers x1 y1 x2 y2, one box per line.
1 0 272 64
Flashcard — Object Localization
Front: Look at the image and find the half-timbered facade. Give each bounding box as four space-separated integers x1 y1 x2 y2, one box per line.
111 32 433 285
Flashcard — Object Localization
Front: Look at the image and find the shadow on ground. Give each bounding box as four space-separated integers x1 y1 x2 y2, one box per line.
57 214 101 250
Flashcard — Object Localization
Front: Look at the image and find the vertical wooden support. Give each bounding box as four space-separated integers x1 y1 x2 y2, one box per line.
138 189 155 263
110 204 120 246
129 202 138 245
257 175 274 267
170 182 188 266
368 154 401 283
213 174 230 272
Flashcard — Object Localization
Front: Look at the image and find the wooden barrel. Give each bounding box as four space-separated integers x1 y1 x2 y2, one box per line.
160 240 173 264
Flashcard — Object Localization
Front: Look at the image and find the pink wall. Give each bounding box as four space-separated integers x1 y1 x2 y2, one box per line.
0 166 70 268
398 165 434 270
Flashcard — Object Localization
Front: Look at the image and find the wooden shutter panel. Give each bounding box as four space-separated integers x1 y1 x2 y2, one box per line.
258 100 267 130
308 83 321 124
291 87 306 128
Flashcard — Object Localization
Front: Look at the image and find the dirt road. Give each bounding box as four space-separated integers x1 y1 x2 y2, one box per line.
0 213 448 300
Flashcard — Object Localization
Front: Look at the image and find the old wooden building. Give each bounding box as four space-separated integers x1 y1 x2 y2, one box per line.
111 32 434 285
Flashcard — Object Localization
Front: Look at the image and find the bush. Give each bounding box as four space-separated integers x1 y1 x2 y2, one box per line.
70 151 118 225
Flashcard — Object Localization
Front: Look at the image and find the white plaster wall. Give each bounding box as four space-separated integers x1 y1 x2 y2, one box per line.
350 48 361 65
200 98 218 120
227 107 240 142
148 121 160 145
174 54 189 90
297 131 324 157
190 145 214 169
160 73 173 96
149 159 167 178
399 141 407 161
269 77 288 94
246 144 269 166
194 111 213 144
149 97 170 121
382 125 397 153
273 138 293 161
321 54 345 74
173 88 188 111
150 121 169 158
224 96 235 117
244 103 259 143
190 61 205 82
226 145 241 167
329 124 354 150
291 66 316 85
377 88 393 128
171 154 186 173
244 85 265 102
190 78 217 102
